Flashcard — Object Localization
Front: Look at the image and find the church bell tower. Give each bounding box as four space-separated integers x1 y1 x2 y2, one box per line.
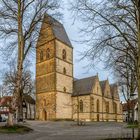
36 15 73 120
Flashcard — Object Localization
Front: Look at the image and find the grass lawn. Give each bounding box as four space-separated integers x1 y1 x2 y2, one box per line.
0 125 33 133
127 124 138 128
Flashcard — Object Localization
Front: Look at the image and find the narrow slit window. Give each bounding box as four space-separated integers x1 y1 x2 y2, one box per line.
79 100 83 112
40 51 43 61
63 67 66 75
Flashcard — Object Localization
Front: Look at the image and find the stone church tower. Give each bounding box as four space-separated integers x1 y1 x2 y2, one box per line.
36 15 73 120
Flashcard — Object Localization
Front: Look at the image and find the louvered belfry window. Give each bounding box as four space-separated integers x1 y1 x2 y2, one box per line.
46 48 50 59
62 49 66 60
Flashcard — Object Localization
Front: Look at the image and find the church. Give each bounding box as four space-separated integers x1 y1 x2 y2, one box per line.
36 15 123 122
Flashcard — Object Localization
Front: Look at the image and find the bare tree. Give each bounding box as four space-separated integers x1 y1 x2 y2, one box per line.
70 0 140 137
2 60 34 96
118 69 137 122
1 59 34 124
116 49 137 103
0 0 61 121
0 85 11 97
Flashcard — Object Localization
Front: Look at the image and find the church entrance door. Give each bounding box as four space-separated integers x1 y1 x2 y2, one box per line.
43 110 47 120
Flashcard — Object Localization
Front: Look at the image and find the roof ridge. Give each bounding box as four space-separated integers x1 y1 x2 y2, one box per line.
100 80 108 83
45 13 63 25
74 75 97 82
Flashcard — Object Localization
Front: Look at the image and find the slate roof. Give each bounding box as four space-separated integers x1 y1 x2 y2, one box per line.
72 76 97 96
73 75 120 99
74 78 79 81
45 14 72 48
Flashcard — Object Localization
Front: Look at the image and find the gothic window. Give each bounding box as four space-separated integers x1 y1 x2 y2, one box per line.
106 102 109 113
63 67 66 75
62 49 66 60
46 48 50 59
40 51 43 61
79 100 83 112
113 102 117 114
63 87 66 92
91 97 94 112
97 99 99 112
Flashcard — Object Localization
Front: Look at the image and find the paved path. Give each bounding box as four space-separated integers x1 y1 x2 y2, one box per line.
0 121 137 140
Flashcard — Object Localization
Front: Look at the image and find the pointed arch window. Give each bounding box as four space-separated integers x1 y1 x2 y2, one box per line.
62 49 66 60
40 51 43 61
46 48 50 59
79 100 83 112
113 102 117 114
97 99 99 112
106 102 109 113
91 97 94 112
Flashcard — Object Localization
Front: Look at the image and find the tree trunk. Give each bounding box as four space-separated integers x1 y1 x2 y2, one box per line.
127 100 131 122
137 0 140 138
15 0 24 121
18 91 23 121
77 95 80 125
137 60 140 138
138 53 140 133
29 103 31 119
7 113 14 126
